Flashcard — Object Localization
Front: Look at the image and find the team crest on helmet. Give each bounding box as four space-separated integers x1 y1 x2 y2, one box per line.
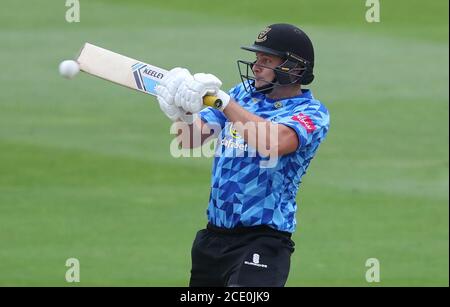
255 27 271 42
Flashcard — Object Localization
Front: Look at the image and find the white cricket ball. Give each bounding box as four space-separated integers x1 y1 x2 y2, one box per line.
59 60 80 79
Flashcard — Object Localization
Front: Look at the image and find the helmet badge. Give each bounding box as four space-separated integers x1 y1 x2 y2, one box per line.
255 27 272 43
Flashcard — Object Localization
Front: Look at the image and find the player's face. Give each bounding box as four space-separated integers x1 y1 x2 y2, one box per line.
253 53 283 88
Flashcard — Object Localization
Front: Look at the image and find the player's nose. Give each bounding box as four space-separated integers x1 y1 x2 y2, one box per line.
252 62 262 75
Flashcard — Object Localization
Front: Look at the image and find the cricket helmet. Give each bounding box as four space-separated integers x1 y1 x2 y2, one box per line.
237 23 315 94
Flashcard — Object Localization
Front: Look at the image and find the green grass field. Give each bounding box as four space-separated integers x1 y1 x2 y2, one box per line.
0 0 448 286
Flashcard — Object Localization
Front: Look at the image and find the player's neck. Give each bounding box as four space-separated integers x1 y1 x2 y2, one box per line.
266 85 302 100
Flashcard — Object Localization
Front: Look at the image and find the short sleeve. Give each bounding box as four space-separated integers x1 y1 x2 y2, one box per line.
277 104 330 150
199 107 227 129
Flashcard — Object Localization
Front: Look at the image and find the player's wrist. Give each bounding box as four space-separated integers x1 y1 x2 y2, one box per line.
216 90 231 111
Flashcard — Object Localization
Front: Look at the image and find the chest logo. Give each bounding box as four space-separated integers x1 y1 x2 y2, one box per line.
229 124 241 139
274 101 283 109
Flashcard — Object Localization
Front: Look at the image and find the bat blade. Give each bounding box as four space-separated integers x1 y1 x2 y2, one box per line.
76 42 167 96
75 42 223 109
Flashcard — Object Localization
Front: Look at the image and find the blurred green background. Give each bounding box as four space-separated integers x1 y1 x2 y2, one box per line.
0 0 448 286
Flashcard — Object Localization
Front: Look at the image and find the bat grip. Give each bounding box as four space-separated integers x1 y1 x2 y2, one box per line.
202 95 223 109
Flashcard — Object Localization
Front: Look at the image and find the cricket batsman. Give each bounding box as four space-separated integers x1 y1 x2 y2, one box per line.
155 23 330 287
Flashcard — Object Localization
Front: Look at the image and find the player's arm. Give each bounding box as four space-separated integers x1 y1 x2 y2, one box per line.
168 71 299 157
174 117 219 149
157 68 298 156
155 68 221 149
223 100 299 156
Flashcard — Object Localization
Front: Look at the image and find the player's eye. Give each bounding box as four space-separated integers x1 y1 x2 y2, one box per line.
256 57 270 65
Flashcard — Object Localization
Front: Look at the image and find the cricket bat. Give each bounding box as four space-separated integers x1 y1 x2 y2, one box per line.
76 43 223 109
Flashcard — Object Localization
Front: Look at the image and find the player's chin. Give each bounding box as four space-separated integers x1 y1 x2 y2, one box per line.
254 80 269 88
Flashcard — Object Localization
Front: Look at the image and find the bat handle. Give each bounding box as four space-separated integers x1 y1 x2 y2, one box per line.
202 95 223 109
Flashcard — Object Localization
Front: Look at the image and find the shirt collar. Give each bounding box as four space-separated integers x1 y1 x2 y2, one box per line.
253 89 313 104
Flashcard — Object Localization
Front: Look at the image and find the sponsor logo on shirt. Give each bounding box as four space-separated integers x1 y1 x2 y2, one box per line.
229 125 241 139
292 113 316 133
221 138 248 151
221 123 249 152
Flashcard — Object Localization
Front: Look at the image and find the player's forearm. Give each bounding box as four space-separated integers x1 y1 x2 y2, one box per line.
175 118 217 149
223 100 279 157
175 120 200 149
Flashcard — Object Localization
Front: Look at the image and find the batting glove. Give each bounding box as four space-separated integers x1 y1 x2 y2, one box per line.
155 67 196 123
174 73 230 113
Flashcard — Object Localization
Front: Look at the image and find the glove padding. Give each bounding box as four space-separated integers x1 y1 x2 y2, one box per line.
174 73 222 114
155 67 195 122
